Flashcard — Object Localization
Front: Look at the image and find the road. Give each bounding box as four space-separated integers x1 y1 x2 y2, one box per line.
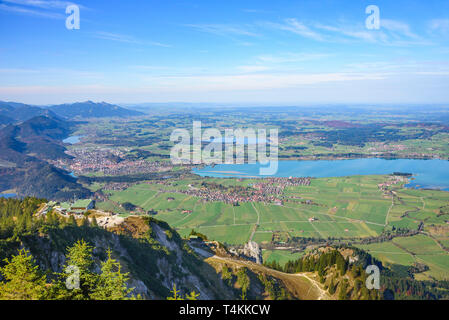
205 254 332 300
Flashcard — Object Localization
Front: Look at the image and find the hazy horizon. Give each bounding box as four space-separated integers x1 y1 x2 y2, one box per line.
1 0 449 104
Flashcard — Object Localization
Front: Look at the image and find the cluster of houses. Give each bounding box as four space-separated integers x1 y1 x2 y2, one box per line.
50 148 172 177
378 175 408 191
170 177 312 205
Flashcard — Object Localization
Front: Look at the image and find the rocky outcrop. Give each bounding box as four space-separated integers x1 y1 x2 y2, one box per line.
239 241 263 264
18 216 239 300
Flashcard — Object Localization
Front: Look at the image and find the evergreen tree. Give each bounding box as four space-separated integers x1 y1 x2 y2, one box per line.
167 283 183 300
328 279 336 295
236 268 250 300
58 239 98 300
185 291 200 300
338 281 349 300
0 249 48 300
90 249 135 300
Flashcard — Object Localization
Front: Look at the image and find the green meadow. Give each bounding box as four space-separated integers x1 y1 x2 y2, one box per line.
262 249 305 266
356 234 449 280
99 175 449 277
101 175 449 278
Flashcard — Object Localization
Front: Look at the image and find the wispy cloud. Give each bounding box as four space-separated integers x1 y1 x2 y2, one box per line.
185 23 259 37
0 68 41 74
257 52 332 64
0 0 87 20
314 23 381 42
236 65 271 73
186 17 432 47
268 18 430 46
381 19 418 39
266 18 324 41
0 3 64 19
93 31 171 47
0 72 389 96
2 0 85 9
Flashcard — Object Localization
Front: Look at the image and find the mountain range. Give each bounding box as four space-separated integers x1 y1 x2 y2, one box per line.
0 101 144 126
46 101 144 119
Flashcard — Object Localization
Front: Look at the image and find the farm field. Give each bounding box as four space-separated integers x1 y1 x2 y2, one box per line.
356 234 449 280
100 174 449 248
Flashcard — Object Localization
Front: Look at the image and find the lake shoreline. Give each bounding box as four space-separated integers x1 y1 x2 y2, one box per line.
193 158 449 192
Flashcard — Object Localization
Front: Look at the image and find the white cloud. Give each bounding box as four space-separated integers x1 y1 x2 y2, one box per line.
0 68 41 73
123 72 389 92
381 19 418 39
2 0 86 10
0 0 88 20
185 24 259 37
236 65 271 73
2 71 448 105
257 52 331 64
268 19 324 41
0 3 64 19
0 72 388 94
93 32 171 47
265 18 430 47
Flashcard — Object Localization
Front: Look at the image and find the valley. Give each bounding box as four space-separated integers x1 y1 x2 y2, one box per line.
1 103 449 300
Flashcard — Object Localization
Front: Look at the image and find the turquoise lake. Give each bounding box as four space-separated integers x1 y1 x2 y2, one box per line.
63 135 83 144
193 159 449 191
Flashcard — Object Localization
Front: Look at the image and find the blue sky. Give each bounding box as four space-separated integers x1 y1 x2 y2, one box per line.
0 0 449 105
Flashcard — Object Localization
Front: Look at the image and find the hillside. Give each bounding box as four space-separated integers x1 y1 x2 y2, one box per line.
2 197 448 300
205 255 332 300
47 101 144 119
0 198 295 299
0 116 91 200
0 101 57 126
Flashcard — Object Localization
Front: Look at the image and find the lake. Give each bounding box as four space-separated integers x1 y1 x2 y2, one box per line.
69 172 77 178
63 135 84 144
0 193 17 199
193 158 449 191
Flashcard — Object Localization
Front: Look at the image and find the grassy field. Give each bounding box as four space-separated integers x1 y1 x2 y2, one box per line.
100 174 449 279
100 175 409 244
262 249 304 265
356 234 449 280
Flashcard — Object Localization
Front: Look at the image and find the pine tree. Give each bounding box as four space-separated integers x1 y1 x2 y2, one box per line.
58 239 98 300
90 249 135 300
0 249 48 300
185 291 200 300
237 267 250 300
167 283 183 300
328 279 336 295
